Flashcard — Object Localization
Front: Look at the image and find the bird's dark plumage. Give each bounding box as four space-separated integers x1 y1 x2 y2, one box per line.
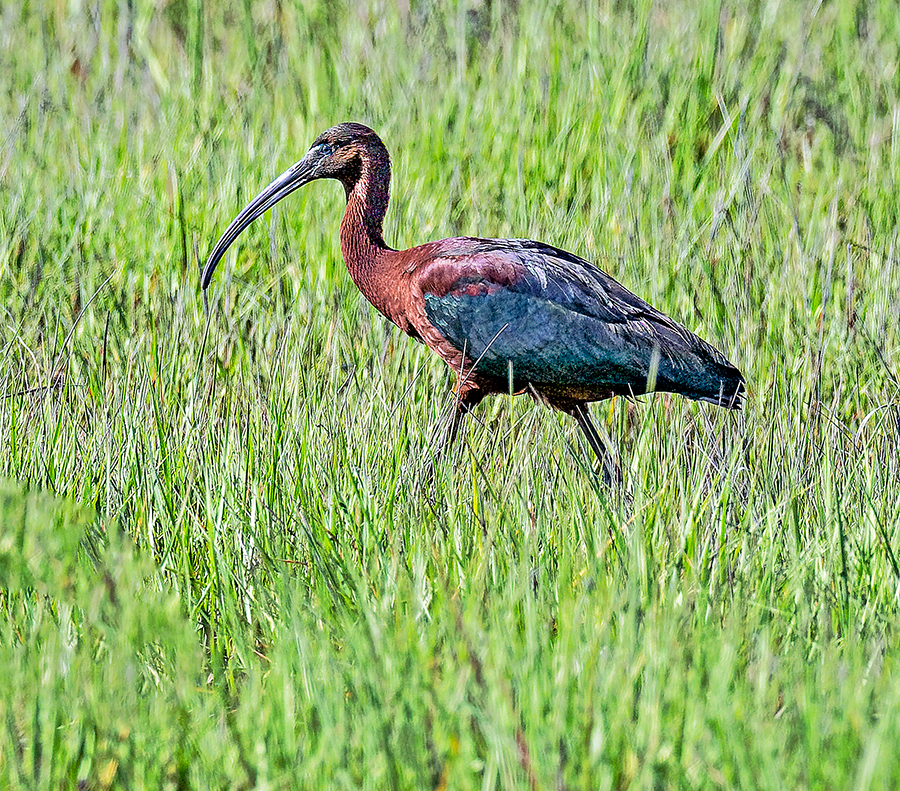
420 238 743 407
202 123 744 478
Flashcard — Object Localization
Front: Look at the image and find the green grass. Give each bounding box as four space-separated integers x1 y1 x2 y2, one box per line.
1 0 899 787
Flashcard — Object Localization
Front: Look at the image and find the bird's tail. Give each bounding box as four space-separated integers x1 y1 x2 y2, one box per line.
694 364 745 409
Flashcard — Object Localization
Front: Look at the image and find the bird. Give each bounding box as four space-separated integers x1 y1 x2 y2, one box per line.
201 123 744 480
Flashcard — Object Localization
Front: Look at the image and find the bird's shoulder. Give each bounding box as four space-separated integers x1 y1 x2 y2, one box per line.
412 237 659 324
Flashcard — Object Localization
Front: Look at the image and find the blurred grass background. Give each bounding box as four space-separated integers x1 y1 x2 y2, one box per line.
1 0 899 787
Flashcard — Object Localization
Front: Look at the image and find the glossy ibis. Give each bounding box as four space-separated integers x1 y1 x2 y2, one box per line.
202 123 744 478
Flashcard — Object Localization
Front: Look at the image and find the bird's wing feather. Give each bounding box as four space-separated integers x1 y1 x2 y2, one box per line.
423 238 660 322
417 238 739 400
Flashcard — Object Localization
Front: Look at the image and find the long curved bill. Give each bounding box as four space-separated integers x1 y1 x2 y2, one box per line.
200 152 321 290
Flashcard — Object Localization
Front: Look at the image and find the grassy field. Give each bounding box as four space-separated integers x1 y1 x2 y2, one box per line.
1 0 899 787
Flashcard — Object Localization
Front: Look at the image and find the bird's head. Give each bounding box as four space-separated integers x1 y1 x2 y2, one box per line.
200 122 388 290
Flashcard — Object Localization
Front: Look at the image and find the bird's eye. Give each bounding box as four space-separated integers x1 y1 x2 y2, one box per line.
315 142 333 156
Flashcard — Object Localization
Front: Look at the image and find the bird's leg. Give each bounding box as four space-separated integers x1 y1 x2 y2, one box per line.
568 403 621 485
436 386 484 460
442 399 469 456
419 388 483 495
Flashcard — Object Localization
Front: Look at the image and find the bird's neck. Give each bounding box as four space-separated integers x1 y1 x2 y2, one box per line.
340 152 392 277
339 151 404 322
